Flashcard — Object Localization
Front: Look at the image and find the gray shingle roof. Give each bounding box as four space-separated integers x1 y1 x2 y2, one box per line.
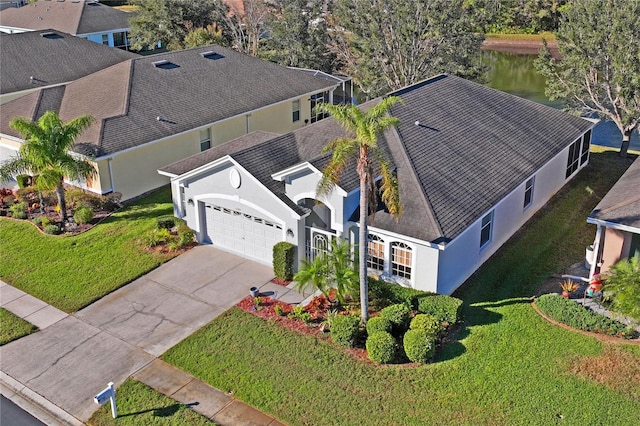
162 74 594 243
0 29 137 95
0 0 130 35
588 156 640 231
0 44 339 157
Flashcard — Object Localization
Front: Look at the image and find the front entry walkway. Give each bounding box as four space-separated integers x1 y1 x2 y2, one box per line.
0 246 283 425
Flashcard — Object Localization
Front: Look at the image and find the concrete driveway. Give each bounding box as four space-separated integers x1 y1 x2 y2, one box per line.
0 246 273 422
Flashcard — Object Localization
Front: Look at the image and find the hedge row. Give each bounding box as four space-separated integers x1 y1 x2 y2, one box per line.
535 294 636 338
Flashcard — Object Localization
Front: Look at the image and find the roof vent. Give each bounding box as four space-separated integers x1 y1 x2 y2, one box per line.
152 60 179 70
201 51 224 60
41 31 62 39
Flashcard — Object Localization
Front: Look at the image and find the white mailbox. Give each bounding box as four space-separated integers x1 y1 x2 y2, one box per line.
94 382 117 418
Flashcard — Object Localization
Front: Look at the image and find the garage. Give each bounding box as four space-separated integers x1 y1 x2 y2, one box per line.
203 203 283 264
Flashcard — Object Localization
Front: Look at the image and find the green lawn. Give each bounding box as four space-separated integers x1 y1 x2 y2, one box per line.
164 150 640 425
88 380 214 426
0 308 38 345
0 187 179 312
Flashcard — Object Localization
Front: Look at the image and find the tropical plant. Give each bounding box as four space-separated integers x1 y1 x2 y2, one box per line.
293 238 359 304
559 279 579 294
605 257 640 322
314 98 402 322
0 111 95 222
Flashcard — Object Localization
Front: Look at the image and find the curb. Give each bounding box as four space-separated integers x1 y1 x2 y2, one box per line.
0 371 84 426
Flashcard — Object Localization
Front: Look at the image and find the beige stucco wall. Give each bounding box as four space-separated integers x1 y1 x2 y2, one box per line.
600 228 630 275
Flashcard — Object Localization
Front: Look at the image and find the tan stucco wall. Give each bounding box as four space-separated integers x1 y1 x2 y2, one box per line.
600 228 631 275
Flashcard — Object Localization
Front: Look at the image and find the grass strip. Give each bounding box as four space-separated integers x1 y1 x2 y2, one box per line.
87 379 214 426
0 307 37 345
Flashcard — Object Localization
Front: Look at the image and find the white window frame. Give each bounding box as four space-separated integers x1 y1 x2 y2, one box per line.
200 128 211 151
523 177 535 210
480 211 494 248
292 100 300 123
391 241 413 280
367 234 385 272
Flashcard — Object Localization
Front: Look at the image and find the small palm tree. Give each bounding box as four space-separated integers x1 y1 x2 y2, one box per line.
315 97 402 322
0 111 95 222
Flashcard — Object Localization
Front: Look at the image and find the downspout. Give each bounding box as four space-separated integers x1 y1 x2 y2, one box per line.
107 158 115 193
589 224 603 279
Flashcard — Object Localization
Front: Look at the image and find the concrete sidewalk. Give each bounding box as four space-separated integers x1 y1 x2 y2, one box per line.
0 246 291 426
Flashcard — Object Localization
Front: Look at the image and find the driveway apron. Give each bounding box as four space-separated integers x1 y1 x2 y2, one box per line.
0 246 273 422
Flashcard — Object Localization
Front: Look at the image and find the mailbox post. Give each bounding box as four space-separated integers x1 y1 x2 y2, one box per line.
94 382 117 418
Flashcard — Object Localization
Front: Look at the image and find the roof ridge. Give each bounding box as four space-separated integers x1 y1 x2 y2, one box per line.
384 122 443 237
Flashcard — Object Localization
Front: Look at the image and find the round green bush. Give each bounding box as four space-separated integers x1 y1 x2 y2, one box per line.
366 316 393 336
410 314 444 336
366 331 397 364
43 224 61 235
403 329 436 363
73 206 94 224
380 304 411 334
33 216 52 227
330 314 361 347
417 295 463 324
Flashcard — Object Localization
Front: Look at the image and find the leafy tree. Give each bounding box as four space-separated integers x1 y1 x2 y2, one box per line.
605 256 640 322
262 0 334 72
315 98 402 321
0 111 96 222
293 238 358 304
128 0 231 51
183 24 227 48
330 0 484 98
225 0 269 56
535 0 640 157
475 0 568 34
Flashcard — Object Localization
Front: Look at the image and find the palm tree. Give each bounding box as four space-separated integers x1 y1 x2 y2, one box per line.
315 97 402 322
0 111 95 222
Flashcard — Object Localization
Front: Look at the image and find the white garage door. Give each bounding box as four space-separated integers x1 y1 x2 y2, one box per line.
204 204 283 263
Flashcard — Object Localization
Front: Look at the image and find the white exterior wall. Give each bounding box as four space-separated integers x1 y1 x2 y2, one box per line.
173 159 300 265
436 137 587 295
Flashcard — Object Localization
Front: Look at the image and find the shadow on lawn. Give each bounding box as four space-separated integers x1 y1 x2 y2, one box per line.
119 402 198 418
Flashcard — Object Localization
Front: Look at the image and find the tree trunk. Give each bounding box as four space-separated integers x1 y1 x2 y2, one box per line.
619 131 631 158
55 184 67 222
359 174 369 323
38 191 45 215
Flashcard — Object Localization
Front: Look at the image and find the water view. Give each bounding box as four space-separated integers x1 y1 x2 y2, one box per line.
483 50 640 151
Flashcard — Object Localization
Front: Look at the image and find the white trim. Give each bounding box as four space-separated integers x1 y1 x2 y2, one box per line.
0 134 25 145
586 217 640 235
174 156 302 220
272 161 319 182
78 28 130 38
368 224 441 250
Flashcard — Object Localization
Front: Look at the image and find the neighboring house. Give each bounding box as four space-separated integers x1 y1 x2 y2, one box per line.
0 0 131 48
159 74 595 295
0 29 138 104
587 156 640 278
0 44 347 201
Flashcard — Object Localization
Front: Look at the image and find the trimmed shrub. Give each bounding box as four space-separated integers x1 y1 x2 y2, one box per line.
331 314 361 347
366 331 397 364
417 295 463 325
73 207 94 224
66 189 102 210
403 329 436 363
16 174 32 189
140 228 172 247
366 316 393 336
43 224 61 235
10 202 27 219
156 215 176 230
273 241 295 281
368 278 434 310
536 294 636 338
178 227 195 247
380 303 411 334
410 314 444 337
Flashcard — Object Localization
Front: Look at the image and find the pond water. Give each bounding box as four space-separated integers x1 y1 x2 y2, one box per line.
483 50 640 151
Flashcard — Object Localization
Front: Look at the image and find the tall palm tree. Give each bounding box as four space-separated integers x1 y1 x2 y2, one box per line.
315 97 402 322
0 111 95 222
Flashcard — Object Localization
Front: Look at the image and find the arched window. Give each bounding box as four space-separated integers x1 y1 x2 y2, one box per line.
391 242 412 279
367 234 385 271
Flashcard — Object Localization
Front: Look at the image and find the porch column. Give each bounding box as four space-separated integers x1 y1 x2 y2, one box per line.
589 224 603 279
